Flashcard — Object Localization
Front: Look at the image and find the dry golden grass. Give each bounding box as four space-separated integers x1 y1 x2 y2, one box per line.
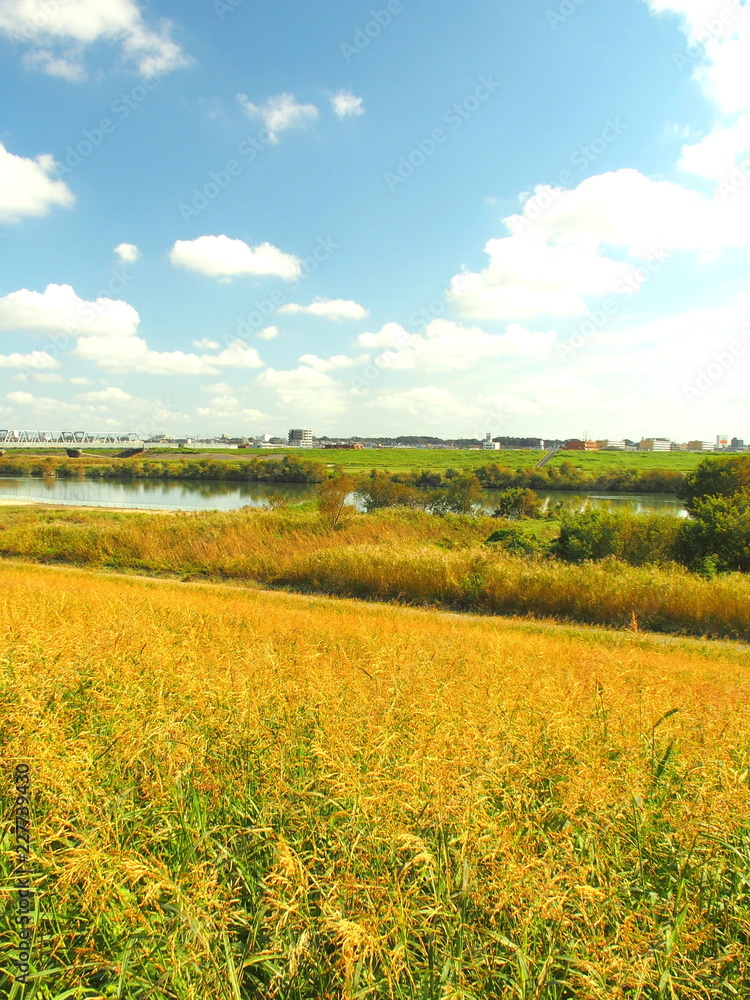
1 506 750 640
2 562 750 998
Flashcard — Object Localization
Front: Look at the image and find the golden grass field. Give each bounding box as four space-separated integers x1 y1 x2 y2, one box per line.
1 505 750 641
2 561 750 998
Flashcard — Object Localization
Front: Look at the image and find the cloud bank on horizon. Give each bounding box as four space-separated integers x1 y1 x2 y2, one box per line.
1 0 750 439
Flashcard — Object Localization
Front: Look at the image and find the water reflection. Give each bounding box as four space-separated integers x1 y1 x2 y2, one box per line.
0 477 688 516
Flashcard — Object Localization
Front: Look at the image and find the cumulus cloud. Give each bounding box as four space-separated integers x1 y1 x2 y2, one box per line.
447 238 637 321
357 319 556 369
298 353 369 372
0 0 190 81
448 165 750 322
76 386 133 403
170 235 301 281
0 283 139 337
237 92 319 143
192 338 220 350
679 113 750 178
114 242 141 263
213 342 264 368
279 298 369 321
0 143 74 222
331 91 364 119
644 0 750 115
256 325 280 340
0 350 60 369
256 365 346 412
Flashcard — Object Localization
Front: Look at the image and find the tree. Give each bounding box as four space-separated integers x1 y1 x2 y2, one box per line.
353 471 425 512
679 455 750 513
316 473 358 529
677 489 750 572
428 473 483 515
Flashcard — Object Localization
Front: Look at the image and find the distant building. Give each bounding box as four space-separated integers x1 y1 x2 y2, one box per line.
731 438 746 450
640 438 671 452
687 440 714 452
564 439 597 451
716 434 730 450
601 440 626 450
324 442 364 449
288 428 313 448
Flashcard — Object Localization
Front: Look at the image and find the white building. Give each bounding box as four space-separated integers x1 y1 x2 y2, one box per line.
288 428 313 448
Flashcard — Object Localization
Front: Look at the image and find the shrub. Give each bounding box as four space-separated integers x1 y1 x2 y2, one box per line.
677 490 750 572
491 487 542 519
552 506 683 566
680 455 750 512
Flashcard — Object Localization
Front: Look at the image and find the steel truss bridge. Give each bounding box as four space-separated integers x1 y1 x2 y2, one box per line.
0 430 143 450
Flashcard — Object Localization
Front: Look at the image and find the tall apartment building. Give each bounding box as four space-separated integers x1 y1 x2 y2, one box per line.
288 428 313 448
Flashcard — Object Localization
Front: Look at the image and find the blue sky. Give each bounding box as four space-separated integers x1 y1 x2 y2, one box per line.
1 0 750 441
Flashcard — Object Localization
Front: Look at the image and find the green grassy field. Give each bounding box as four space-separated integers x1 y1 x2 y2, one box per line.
0 446 717 476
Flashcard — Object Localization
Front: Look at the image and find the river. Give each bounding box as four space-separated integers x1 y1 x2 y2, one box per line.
0 477 689 515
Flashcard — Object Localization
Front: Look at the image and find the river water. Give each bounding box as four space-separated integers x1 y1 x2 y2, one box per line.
0 477 689 515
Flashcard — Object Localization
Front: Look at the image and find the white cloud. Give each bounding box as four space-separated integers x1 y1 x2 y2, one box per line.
170 235 301 281
237 92 319 144
69 376 93 385
114 242 141 263
331 91 364 119
6 390 34 404
369 386 481 421
74 335 223 375
279 298 369 321
257 325 279 340
298 353 369 372
0 0 190 81
0 283 139 337
504 170 724 254
0 143 74 222
256 365 346 412
447 237 637 321
76 387 132 403
74 334 264 376
213 342 264 368
643 1 750 115
448 165 750 323
192 338 220 350
357 319 556 370
679 113 750 177
0 350 60 369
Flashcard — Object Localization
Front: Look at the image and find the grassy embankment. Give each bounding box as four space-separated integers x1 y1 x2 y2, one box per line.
1 561 750 998
1 505 749 641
